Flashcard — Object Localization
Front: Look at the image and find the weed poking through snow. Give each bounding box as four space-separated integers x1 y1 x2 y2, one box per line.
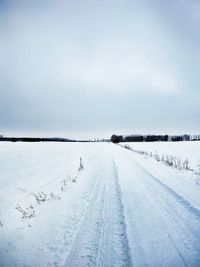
31 191 60 204
195 164 200 185
15 204 35 219
121 145 200 185
122 145 192 172
15 157 85 222
78 157 84 172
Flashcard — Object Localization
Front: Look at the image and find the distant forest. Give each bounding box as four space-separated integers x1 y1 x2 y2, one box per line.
0 134 200 143
0 136 93 143
111 134 200 143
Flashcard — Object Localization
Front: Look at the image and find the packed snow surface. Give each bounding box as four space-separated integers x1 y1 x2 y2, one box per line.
0 142 200 267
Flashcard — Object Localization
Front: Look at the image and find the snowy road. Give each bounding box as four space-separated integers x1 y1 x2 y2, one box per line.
64 158 132 267
1 142 200 266
114 150 200 267
64 148 200 267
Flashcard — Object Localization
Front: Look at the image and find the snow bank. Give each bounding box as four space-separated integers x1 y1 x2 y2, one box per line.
123 141 200 171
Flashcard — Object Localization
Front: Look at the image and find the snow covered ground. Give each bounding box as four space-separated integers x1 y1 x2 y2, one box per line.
123 141 200 171
0 142 200 266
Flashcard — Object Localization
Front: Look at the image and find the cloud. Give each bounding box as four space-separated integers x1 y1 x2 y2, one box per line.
0 0 199 135
1 0 182 97
59 40 181 94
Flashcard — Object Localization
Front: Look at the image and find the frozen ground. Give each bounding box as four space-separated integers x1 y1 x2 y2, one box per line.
123 141 200 171
0 142 200 267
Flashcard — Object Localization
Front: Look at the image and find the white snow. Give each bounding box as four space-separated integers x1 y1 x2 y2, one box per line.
123 141 200 171
0 141 200 266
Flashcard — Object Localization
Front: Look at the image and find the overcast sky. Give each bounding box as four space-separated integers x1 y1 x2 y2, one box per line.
0 0 200 138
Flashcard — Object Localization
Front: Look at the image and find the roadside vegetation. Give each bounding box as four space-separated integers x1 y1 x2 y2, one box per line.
122 144 200 185
14 157 84 221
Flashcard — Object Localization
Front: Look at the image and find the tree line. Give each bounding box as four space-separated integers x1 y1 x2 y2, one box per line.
111 134 200 143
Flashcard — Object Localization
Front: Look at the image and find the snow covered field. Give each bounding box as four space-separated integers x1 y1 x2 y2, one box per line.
123 141 200 171
0 142 200 266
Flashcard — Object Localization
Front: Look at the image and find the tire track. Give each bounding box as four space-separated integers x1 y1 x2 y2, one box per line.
129 159 200 266
129 155 200 218
64 169 106 267
117 150 200 266
64 157 133 267
111 159 133 267
125 154 200 234
95 159 133 267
